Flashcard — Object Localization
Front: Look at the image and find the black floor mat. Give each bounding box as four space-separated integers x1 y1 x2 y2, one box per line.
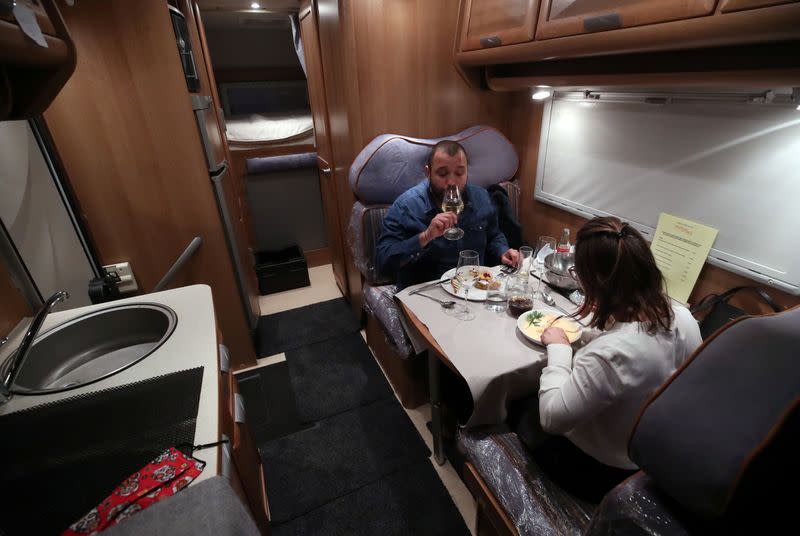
271 460 470 536
255 298 360 357
0 368 203 536
261 397 431 524
236 362 306 443
286 332 393 422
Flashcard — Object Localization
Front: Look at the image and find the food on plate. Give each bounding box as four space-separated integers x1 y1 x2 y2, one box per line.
474 280 489 290
469 267 480 278
521 311 581 343
488 280 501 290
479 271 493 281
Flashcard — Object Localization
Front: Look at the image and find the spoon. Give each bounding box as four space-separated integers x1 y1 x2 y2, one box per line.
541 291 588 327
415 292 457 309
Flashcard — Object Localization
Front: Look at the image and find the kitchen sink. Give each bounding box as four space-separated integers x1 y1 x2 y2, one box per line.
1 303 177 395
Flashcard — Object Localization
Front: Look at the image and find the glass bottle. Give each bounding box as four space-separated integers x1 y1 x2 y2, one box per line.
556 228 571 254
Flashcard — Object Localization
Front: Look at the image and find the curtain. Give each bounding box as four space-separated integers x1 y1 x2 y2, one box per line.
289 13 307 76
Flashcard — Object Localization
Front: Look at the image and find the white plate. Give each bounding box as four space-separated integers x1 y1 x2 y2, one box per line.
439 265 504 301
516 307 583 346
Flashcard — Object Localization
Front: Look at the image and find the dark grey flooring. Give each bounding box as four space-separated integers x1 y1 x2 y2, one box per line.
242 299 470 535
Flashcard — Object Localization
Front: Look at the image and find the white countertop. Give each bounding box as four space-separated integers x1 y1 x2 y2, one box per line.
0 284 220 484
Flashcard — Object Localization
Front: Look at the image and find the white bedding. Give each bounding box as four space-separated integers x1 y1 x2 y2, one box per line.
225 113 313 143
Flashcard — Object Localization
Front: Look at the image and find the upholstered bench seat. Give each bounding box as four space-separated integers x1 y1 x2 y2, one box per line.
457 428 593 536
362 283 413 357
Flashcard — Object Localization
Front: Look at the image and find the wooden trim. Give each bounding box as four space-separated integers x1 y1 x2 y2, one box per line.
304 246 331 268
463 462 520 536
461 0 540 52
457 3 800 66
230 142 316 160
214 66 306 83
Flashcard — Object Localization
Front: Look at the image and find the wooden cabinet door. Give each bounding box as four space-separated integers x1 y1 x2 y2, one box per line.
299 2 348 296
460 0 541 51
719 0 795 13
536 0 717 40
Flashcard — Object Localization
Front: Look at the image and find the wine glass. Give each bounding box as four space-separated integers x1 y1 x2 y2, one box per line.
533 236 556 304
441 185 465 241
452 249 479 321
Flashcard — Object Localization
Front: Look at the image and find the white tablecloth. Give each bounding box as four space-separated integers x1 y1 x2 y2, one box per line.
396 275 581 427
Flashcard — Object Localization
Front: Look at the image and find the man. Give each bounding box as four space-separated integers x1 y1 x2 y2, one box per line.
376 140 519 288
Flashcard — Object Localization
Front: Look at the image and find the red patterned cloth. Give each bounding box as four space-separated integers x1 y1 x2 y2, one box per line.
63 447 205 535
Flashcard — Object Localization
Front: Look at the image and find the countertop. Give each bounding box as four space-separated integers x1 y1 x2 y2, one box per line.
0 284 220 484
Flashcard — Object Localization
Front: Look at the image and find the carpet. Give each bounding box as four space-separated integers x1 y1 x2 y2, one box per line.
255 298 360 357
249 299 469 534
261 397 430 523
272 460 470 536
285 332 393 422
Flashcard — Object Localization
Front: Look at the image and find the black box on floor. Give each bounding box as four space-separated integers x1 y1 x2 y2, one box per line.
254 246 310 295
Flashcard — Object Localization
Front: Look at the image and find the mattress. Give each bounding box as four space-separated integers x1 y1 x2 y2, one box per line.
226 113 313 143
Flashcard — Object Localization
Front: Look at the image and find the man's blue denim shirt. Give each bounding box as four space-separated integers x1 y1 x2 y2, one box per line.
376 180 510 289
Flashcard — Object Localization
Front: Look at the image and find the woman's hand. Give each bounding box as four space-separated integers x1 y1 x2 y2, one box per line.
501 248 520 267
420 213 458 246
541 327 570 346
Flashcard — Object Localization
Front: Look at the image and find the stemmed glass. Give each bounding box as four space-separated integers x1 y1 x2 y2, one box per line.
452 249 479 321
532 236 556 304
441 184 465 241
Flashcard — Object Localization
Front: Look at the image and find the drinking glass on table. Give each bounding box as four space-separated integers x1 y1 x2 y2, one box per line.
451 249 478 321
532 236 556 303
441 184 465 241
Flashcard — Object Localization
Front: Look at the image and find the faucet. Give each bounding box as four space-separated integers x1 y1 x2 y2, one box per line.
1 290 69 403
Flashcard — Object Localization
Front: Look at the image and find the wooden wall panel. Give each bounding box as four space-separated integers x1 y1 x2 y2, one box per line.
42 0 256 366
0 260 31 338
314 0 512 311
509 92 800 313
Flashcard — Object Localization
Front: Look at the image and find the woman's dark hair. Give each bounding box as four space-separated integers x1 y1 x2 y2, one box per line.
574 216 673 333
427 140 468 168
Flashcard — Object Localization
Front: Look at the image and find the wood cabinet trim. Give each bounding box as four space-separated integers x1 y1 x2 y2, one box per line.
535 0 717 41
719 0 795 13
460 0 540 52
457 3 800 66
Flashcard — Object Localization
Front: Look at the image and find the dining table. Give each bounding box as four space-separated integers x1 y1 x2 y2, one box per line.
395 270 585 465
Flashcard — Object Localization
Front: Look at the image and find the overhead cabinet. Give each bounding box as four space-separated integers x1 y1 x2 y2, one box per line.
460 0 540 51
457 0 800 63
535 0 717 40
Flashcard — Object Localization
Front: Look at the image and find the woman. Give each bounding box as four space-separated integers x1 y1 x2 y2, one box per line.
535 216 702 500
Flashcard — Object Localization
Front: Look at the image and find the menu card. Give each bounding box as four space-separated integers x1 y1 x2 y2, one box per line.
650 213 718 304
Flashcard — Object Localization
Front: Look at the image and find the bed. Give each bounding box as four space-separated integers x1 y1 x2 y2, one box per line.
219 80 314 147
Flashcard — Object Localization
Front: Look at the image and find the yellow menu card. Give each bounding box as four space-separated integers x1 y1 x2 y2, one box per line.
650 213 718 304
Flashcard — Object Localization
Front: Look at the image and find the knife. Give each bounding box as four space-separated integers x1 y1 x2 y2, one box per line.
409 278 449 295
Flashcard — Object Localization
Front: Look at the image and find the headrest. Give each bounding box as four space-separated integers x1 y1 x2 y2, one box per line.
246 152 317 174
349 125 518 205
629 306 800 519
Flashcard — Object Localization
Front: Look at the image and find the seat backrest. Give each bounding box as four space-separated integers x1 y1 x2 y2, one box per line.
627 306 800 521
347 125 519 284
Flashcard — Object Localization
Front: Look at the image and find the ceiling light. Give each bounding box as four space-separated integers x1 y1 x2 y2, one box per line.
796 104 800 111
251 2 261 8
531 89 552 101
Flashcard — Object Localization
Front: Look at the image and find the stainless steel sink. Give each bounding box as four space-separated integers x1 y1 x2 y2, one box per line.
1 303 177 395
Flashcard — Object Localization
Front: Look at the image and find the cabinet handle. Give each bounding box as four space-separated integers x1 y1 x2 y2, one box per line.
583 13 621 33
234 393 246 424
480 35 502 48
321 167 332 175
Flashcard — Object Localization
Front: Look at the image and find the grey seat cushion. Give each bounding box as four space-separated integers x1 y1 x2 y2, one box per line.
457 428 593 536
363 282 413 358
629 306 800 519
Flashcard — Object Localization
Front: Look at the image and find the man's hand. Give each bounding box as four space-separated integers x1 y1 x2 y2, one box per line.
541 327 570 346
420 212 458 247
501 248 520 267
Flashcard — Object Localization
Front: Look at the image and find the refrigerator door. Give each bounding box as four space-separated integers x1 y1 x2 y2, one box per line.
191 94 225 173
211 164 258 330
